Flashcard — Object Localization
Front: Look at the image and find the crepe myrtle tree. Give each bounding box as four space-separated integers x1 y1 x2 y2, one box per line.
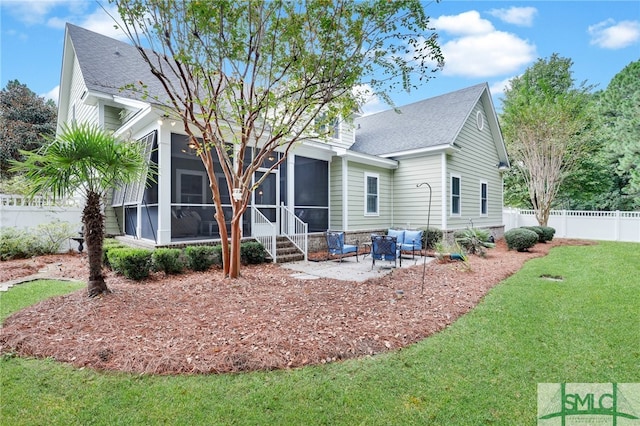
11 123 153 298
501 54 592 226
110 0 444 278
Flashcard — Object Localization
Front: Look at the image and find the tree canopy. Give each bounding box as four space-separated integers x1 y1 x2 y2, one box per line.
111 0 444 277
0 80 57 179
595 60 640 209
500 54 593 225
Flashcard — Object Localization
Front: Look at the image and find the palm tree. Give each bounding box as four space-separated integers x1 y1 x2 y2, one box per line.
12 123 152 297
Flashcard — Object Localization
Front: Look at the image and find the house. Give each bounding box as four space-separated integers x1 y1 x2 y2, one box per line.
57 23 509 261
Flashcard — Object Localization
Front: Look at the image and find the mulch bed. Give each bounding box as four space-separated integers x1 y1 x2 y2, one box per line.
0 239 592 375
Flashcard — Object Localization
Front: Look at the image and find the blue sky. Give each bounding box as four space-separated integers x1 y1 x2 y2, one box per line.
1 0 638 114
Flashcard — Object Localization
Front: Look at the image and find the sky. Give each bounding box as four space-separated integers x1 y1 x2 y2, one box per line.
1 0 639 115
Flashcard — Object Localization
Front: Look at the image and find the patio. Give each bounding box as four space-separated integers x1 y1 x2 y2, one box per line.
282 253 433 282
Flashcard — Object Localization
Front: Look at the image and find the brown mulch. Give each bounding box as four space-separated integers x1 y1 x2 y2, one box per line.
0 239 592 375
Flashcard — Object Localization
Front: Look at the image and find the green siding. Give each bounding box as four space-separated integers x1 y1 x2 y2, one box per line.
392 155 443 229
346 162 393 230
329 159 344 229
446 101 503 230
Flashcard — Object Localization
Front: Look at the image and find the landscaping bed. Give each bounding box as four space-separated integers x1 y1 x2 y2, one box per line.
0 239 591 374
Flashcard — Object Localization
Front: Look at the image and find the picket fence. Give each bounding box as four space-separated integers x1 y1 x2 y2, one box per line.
503 208 640 243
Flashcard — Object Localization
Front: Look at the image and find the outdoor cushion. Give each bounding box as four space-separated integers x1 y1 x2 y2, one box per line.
402 230 423 250
387 229 405 245
326 231 358 262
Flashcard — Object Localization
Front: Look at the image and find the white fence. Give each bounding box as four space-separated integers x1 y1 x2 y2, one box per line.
1 194 84 251
503 208 640 243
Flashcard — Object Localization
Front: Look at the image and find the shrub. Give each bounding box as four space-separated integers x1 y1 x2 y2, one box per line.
504 228 539 252
185 245 216 271
35 220 76 254
102 239 127 268
521 226 544 242
454 228 495 257
107 248 153 280
0 222 76 260
539 226 556 242
241 241 267 264
419 227 443 250
152 248 184 275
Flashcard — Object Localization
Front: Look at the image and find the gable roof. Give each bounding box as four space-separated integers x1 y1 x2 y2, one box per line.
64 23 169 104
352 83 507 162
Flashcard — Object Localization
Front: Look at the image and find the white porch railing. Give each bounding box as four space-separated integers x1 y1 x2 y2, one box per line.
503 208 640 243
251 207 277 262
0 194 83 208
280 202 308 261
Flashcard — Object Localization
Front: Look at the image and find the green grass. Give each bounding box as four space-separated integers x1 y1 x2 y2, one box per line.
0 279 84 322
1 242 638 425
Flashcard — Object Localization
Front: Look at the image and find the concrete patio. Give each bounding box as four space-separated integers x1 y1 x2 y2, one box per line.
281 254 434 282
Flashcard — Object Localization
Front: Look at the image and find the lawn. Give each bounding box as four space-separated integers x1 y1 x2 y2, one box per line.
1 241 638 425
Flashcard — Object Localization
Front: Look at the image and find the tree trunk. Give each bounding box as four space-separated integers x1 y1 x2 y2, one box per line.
83 191 109 298
228 217 242 278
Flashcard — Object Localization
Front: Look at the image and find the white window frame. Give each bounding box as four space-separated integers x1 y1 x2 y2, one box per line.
480 180 488 216
450 174 461 216
364 172 379 216
176 169 207 205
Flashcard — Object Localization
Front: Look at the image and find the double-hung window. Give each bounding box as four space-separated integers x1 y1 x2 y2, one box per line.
480 181 488 216
365 173 379 215
451 175 461 216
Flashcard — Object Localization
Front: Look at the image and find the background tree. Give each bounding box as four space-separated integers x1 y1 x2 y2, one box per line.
500 54 592 226
595 60 640 209
0 80 57 179
11 123 152 298
111 0 443 278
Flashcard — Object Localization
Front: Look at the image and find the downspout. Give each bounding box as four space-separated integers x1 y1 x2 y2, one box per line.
441 152 447 231
342 156 348 230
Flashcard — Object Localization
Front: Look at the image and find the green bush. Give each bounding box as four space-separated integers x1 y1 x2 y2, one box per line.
185 245 216 271
539 226 556 242
521 226 544 242
504 228 539 252
0 222 76 260
102 239 127 268
107 248 153 280
419 227 443 250
241 241 267 264
152 248 184 275
454 228 495 257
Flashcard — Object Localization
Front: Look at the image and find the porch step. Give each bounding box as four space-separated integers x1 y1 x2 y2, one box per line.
272 236 304 263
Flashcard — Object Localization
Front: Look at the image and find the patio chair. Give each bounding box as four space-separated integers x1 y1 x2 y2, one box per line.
371 234 402 269
399 229 423 259
326 231 359 262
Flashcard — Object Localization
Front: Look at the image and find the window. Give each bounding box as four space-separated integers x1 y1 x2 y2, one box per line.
365 173 379 215
480 181 488 216
451 175 461 216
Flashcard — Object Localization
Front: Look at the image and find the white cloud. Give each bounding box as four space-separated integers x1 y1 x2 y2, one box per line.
76 5 129 41
441 31 536 78
353 84 387 116
487 7 537 27
430 11 536 78
41 85 59 105
431 11 494 36
1 0 88 25
489 77 513 97
588 19 640 49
